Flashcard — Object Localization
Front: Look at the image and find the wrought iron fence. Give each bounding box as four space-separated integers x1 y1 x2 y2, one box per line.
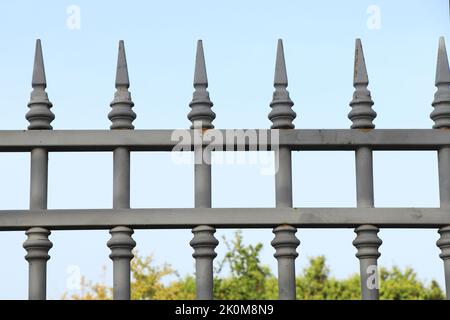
0 37 449 300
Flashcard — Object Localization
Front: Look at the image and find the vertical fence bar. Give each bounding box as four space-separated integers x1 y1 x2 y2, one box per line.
23 39 54 300
431 37 450 299
188 40 218 300
269 39 300 300
437 147 450 298
349 39 382 300
106 41 136 300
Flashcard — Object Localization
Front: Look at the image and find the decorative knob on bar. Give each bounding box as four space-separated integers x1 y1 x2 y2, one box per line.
108 40 136 130
271 225 299 300
353 225 382 259
348 39 376 129
23 227 53 262
107 226 135 299
107 226 136 261
190 225 218 300
437 227 450 262
188 40 215 129
190 225 218 259
271 225 300 259
26 39 55 130
431 37 450 129
268 39 296 129
353 225 382 299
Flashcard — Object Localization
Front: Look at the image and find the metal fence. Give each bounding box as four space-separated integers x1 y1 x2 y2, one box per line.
0 37 449 300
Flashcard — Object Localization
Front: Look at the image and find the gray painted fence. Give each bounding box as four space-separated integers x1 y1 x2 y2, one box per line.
1 37 450 300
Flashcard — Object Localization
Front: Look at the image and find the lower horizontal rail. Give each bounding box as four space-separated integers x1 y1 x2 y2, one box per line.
0 208 448 230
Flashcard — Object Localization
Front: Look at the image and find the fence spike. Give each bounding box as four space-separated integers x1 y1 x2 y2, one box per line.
353 39 369 87
26 39 55 130
32 40 46 87
348 39 376 129
108 40 136 130
268 39 296 129
194 40 208 86
188 40 215 129
274 39 288 86
115 40 130 88
24 40 54 299
436 37 450 86
433 37 450 298
431 37 450 129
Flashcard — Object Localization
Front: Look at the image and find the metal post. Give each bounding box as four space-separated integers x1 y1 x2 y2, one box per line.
190 147 218 299
108 225 135 300
106 41 136 300
190 224 218 300
272 224 298 299
194 148 212 208
269 40 299 300
349 39 382 300
275 147 293 208
355 147 374 208
431 37 450 300
107 147 135 300
24 148 53 299
188 40 218 300
437 148 450 298
353 148 381 300
23 40 54 300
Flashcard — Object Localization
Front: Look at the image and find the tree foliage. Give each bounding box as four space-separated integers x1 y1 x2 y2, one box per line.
65 231 444 300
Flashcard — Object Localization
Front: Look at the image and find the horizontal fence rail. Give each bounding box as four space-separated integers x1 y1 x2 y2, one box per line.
0 208 449 230
1 36 450 300
1 129 450 151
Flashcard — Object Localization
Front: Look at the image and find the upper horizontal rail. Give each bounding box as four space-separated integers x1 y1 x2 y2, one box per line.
0 208 448 230
0 129 449 152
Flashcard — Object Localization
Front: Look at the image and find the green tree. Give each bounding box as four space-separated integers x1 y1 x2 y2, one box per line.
379 266 444 300
296 256 361 299
214 231 277 299
64 231 444 300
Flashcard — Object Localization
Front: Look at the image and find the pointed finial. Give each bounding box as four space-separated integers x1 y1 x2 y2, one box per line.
431 37 450 129
274 39 288 86
436 37 450 86
268 39 296 129
353 39 369 87
26 39 55 130
188 40 215 129
348 38 376 129
109 40 136 130
115 40 129 88
194 40 208 87
32 39 46 87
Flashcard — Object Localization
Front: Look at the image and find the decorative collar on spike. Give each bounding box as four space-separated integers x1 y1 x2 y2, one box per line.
431 37 450 129
26 39 55 130
268 39 296 129
348 38 376 129
188 40 215 129
109 40 136 130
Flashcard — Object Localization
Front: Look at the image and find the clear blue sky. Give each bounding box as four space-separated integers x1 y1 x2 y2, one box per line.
0 0 449 299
